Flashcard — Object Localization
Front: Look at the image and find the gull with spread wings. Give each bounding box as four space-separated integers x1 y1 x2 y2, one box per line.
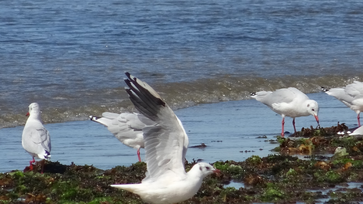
111 72 219 204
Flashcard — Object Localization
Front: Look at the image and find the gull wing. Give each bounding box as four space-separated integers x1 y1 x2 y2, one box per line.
345 81 363 98
325 87 354 107
91 112 153 149
124 72 189 181
255 87 307 108
23 125 51 158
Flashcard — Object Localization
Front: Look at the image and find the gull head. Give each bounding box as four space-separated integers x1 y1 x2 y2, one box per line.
190 162 220 179
306 100 319 124
27 103 41 117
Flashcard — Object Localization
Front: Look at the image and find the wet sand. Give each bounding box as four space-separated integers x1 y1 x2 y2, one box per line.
0 92 359 173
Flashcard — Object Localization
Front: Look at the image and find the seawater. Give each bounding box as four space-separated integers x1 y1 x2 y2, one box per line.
1 0 363 128
1 92 359 173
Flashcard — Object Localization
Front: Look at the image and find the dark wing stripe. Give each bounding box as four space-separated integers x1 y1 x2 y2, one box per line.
125 88 158 121
125 73 165 121
125 72 165 108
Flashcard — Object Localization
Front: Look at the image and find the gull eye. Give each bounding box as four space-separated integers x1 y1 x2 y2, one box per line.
312 109 315 111
199 167 202 171
206 166 210 170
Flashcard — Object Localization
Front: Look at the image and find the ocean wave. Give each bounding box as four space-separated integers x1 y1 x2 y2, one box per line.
1 74 362 129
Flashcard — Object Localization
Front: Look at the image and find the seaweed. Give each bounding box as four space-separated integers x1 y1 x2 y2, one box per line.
2 125 363 203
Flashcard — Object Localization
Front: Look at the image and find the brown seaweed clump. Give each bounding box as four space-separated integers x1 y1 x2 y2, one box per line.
292 122 349 137
1 153 363 203
1 124 363 203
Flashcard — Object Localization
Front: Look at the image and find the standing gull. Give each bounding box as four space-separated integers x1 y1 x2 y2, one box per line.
89 112 154 162
323 81 363 127
111 72 219 204
22 103 51 173
251 87 319 137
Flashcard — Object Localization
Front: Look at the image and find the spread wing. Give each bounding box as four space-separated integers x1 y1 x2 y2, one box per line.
124 72 189 182
90 112 154 149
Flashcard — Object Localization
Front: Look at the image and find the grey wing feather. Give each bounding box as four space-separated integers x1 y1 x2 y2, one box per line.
124 72 188 181
29 127 51 157
326 88 354 107
254 88 293 107
91 112 151 149
345 81 363 98
41 128 51 153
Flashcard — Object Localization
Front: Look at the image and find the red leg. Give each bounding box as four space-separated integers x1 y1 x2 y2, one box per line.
41 160 45 174
292 118 297 134
137 148 141 162
358 113 361 127
281 117 285 137
29 157 35 170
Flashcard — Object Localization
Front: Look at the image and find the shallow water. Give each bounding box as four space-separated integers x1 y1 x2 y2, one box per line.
1 0 363 128
307 182 363 203
1 92 359 173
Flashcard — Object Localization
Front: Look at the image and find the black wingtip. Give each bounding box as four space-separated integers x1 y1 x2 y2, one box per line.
321 87 329 92
125 72 131 79
44 150 51 160
250 92 256 96
124 78 131 86
89 115 100 121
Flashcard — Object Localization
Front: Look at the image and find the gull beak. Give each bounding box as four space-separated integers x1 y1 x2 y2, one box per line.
314 115 320 127
26 112 30 117
213 168 221 176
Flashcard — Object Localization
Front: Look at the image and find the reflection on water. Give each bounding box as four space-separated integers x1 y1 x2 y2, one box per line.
307 182 363 203
224 181 245 189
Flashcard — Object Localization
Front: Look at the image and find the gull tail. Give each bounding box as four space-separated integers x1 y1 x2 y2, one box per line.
89 115 101 121
321 86 329 92
111 184 142 194
43 150 51 160
89 115 110 127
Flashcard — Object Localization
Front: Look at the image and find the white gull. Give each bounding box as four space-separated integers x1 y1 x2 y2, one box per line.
323 81 363 127
111 72 219 204
349 126 363 136
22 103 51 173
251 87 319 137
89 112 154 162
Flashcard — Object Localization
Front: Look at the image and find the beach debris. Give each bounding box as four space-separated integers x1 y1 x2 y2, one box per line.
190 143 207 148
314 161 331 171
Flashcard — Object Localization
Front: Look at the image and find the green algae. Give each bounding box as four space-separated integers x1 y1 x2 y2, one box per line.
1 154 363 203
1 125 363 203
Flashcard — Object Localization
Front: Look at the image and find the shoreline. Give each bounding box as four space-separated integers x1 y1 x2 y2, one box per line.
1 93 360 173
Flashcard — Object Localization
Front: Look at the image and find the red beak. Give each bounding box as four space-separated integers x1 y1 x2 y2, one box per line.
213 169 221 176
26 112 30 117
314 115 319 123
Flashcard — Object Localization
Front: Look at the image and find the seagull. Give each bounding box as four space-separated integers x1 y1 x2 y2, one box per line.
22 103 51 173
111 72 219 204
322 81 363 127
251 87 319 137
349 126 363 136
89 112 154 162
